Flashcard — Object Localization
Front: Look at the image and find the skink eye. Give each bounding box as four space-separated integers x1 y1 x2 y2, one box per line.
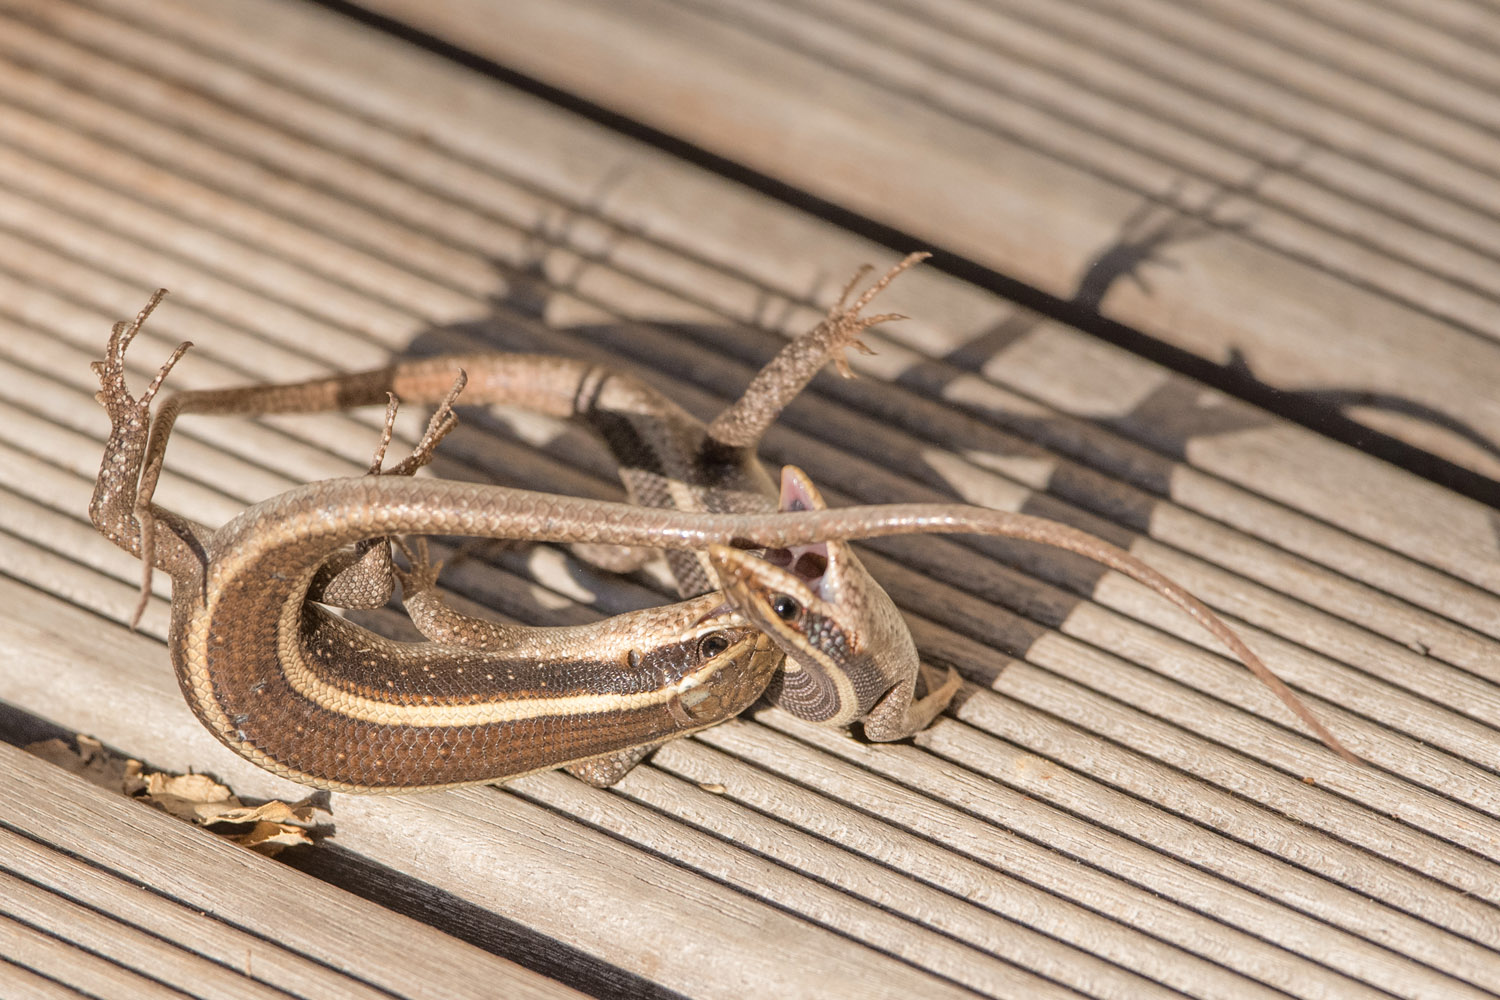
698 632 731 658
769 593 802 622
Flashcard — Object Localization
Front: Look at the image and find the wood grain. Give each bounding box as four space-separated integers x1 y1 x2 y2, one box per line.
0 0 1497 996
340 0 1500 483
0 742 583 1000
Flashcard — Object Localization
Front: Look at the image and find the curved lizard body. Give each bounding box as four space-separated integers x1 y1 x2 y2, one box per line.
171 471 1363 767
91 309 779 791
90 279 1358 794
128 255 958 752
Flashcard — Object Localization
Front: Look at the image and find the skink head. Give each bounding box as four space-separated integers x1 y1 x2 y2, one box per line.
672 628 781 729
706 466 919 729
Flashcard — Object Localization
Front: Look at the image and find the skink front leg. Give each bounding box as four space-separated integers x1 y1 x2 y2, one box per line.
861 663 964 742
310 376 465 611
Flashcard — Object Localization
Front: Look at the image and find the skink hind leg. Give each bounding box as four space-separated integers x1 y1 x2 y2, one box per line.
564 744 657 787
89 291 184 544
705 252 930 451
89 290 205 625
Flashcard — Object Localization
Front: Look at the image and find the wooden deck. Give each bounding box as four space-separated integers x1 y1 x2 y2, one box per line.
0 0 1497 996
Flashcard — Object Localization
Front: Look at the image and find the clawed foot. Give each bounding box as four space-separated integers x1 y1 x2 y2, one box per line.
818 251 930 376
88 290 192 627
91 290 189 445
315 374 467 609
392 537 443 601
705 252 929 450
370 368 467 479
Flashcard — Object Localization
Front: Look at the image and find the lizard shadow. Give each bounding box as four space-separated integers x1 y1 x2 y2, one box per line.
897 161 1500 512
879 164 1500 631
380 206 1161 688
376 157 1500 705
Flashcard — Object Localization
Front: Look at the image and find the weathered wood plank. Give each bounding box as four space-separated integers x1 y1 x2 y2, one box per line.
0 910 193 1000
545 756 1296 999
0 744 585 1000
334 0 1500 483
511 768 1178 999
0 957 97 1000
0 821 495 1000
0 869 299 1000
0 579 987 999
0 0 1498 996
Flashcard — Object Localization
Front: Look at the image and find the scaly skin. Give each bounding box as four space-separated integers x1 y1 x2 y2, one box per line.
90 280 1359 794
90 297 779 791
113 255 961 746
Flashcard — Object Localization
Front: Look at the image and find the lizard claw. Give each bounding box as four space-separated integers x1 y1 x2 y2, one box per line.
382 369 467 478
828 315 901 376
815 253 927 375
839 252 929 318
393 537 444 598
88 290 192 630
91 290 191 430
832 263 876 312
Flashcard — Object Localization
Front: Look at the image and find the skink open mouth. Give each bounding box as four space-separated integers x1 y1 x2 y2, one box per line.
764 542 830 596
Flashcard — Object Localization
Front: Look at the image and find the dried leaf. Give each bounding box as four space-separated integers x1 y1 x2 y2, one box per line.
143 772 240 822
25 736 144 795
229 820 315 857
144 771 234 801
223 815 321 863
202 800 318 827
25 735 326 856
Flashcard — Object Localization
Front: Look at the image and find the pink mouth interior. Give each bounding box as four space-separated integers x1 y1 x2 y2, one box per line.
771 471 831 595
